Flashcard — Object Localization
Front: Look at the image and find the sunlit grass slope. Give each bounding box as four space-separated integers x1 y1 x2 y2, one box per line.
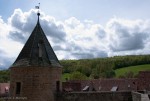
115 64 150 77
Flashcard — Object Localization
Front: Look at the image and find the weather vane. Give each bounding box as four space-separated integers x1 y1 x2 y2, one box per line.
35 3 40 16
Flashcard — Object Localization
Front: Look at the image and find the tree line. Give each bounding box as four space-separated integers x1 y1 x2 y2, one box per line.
61 55 150 79
1 55 150 82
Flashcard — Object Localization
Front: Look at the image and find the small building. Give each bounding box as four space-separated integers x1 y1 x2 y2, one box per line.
0 83 9 97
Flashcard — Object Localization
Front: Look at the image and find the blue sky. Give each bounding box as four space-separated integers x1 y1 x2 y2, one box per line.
1 0 150 24
1 0 150 69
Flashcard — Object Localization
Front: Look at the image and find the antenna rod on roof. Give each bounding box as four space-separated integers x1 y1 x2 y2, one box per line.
35 3 40 22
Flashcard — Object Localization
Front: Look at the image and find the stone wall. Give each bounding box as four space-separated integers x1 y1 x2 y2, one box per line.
9 66 62 101
132 92 150 101
56 91 132 101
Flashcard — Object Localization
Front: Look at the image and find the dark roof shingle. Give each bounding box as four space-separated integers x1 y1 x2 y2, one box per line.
11 15 62 67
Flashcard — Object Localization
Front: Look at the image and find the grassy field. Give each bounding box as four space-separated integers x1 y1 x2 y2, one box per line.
115 64 150 77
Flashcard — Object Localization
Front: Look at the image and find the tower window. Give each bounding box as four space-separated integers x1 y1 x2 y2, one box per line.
16 82 21 94
38 40 43 58
56 81 60 92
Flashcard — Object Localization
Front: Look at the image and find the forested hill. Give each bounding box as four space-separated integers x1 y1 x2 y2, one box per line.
60 55 150 79
1 55 150 82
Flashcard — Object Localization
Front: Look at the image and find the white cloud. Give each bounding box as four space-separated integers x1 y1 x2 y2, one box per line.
63 17 108 58
8 9 66 44
106 18 150 52
1 9 150 69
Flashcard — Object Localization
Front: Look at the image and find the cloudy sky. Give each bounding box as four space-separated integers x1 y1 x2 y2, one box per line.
1 0 150 69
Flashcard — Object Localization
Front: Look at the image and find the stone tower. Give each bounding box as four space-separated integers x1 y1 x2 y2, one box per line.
9 12 62 101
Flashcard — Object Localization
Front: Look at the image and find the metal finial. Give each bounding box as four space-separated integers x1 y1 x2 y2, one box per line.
35 3 40 22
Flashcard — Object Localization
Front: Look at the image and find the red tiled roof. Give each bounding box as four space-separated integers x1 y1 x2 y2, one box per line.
137 71 150 91
62 82 81 91
65 71 150 92
68 78 137 91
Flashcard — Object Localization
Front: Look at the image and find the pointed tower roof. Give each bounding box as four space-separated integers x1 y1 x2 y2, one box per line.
11 13 62 67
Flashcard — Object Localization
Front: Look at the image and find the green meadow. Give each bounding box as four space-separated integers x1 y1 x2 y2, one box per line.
115 64 150 77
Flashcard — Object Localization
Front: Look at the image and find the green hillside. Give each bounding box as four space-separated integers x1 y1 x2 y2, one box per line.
115 64 150 78
61 55 150 79
1 55 150 82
